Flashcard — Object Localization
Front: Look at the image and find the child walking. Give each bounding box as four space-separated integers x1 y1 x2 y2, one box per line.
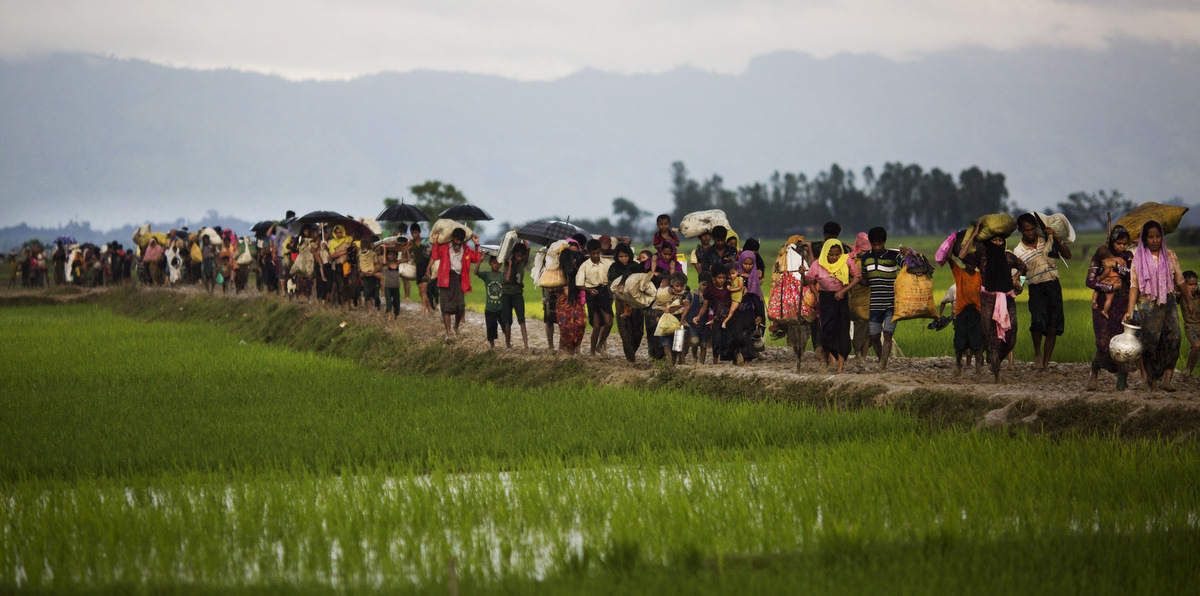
475 256 508 348
683 272 712 364
382 249 402 320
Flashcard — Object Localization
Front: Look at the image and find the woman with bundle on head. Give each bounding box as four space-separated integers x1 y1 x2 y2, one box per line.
802 241 862 374
960 227 1027 383
1086 225 1135 391
1124 220 1191 392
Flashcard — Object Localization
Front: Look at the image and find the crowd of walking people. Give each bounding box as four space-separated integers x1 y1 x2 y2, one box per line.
7 207 1198 393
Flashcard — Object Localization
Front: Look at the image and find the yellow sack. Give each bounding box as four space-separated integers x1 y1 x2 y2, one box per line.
189 243 203 264
892 266 938 322
1116 202 1190 235
654 313 681 336
848 284 871 320
969 213 1017 242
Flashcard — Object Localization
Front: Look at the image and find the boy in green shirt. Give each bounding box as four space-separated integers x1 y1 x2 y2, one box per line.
475 256 508 348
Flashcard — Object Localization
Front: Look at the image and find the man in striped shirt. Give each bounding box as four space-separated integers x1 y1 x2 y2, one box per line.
1013 213 1072 370
860 227 905 370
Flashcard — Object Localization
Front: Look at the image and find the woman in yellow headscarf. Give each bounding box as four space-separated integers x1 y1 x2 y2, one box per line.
327 224 359 309
724 230 740 256
803 240 861 373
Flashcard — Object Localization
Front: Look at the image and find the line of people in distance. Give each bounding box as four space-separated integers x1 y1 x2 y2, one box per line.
108 208 1199 392
431 212 1197 393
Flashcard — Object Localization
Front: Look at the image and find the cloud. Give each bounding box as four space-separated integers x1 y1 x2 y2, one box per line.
2 0 1199 80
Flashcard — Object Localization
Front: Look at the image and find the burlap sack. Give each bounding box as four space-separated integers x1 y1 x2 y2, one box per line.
1116 202 1190 235
848 284 871 320
970 213 1017 242
892 266 939 322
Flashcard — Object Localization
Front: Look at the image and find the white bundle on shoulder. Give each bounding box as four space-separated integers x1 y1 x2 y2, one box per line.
545 240 569 270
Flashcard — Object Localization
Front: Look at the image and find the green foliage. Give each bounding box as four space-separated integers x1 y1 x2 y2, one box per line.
1058 190 1136 231
669 161 1011 237
409 179 469 225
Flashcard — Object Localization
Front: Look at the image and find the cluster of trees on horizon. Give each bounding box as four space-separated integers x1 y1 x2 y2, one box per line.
3 166 1192 252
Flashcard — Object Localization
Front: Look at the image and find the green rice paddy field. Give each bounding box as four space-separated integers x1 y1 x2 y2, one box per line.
465 232 1200 368
2 303 1198 593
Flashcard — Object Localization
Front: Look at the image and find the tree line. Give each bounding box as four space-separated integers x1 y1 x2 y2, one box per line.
669 161 1012 238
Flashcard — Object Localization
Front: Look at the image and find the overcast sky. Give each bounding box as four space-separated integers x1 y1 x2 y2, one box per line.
4 0 1200 81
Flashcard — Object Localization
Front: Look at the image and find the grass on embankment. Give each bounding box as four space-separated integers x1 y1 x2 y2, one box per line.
0 303 911 481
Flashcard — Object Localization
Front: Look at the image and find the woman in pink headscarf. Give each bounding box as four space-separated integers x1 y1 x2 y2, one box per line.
1124 220 1190 391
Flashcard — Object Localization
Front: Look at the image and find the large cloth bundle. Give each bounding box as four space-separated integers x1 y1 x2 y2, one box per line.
197 227 222 247
290 240 315 278
132 224 169 249
431 218 473 241
236 238 255 265
165 247 183 283
967 213 1017 242
612 272 657 308
679 209 731 238
1033 212 1076 244
1116 202 1190 235
770 236 807 283
767 273 803 324
892 265 939 322
497 230 519 263
529 248 547 284
189 242 203 264
536 240 569 288
848 284 871 320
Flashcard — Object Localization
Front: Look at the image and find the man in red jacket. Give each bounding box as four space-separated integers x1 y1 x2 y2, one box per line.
429 227 481 342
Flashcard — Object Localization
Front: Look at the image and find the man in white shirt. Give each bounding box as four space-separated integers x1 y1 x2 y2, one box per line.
576 239 613 355
1013 213 1072 369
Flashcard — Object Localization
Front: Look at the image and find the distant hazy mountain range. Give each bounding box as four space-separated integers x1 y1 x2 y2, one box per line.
1 41 1198 239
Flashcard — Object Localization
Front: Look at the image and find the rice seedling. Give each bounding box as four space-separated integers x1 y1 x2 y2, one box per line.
3 296 1198 594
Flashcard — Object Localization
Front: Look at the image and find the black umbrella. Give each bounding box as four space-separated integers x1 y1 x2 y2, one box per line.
438 204 493 221
377 203 429 223
294 210 346 224
516 220 591 246
325 217 380 242
250 220 275 237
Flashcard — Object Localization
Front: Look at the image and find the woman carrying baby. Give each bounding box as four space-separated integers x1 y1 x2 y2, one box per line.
1086 225 1135 391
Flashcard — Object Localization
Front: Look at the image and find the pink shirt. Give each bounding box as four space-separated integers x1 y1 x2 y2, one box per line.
806 259 860 292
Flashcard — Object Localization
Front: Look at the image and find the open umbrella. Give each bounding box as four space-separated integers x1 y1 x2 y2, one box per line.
438 204 493 221
250 220 276 237
516 220 591 246
295 210 346 224
326 217 380 242
377 203 429 223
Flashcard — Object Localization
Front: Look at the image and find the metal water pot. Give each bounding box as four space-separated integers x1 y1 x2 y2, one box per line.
672 328 687 352
1109 321 1142 363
